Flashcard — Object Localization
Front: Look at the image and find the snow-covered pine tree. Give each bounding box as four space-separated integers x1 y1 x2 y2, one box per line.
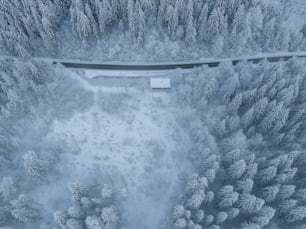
248 206 275 227
168 3 180 40
286 207 306 222
260 186 279 203
0 177 16 202
218 185 239 209
23 151 48 178
66 218 83 229
197 3 208 43
134 0 145 47
10 194 40 223
227 159 246 180
185 0 196 44
84 3 99 40
235 178 254 194
68 183 89 202
101 205 119 227
54 210 68 228
70 0 92 43
237 194 264 214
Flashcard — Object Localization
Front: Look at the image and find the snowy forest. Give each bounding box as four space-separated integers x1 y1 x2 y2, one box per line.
1 0 306 229
1 0 306 59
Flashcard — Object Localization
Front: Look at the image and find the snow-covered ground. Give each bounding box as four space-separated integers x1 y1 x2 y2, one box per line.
28 69 192 229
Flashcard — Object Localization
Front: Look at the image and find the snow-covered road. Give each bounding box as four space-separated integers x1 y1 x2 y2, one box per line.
2 51 306 73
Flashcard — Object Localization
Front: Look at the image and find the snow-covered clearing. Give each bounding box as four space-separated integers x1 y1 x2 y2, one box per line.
34 70 192 229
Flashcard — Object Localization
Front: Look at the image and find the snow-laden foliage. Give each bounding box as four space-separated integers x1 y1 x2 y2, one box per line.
0 59 43 117
54 183 121 229
172 58 306 228
1 12 306 226
0 0 305 59
173 149 306 228
0 193 40 228
23 151 58 178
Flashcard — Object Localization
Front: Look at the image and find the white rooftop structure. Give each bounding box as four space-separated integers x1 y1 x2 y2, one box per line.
150 78 171 90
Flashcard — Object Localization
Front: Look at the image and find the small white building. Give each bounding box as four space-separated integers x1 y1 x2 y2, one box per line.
150 78 171 90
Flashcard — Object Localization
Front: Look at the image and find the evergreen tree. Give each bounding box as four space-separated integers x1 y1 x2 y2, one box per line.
227 93 242 115
168 4 179 40
286 207 306 222
204 215 214 225
277 185 296 200
215 211 228 224
10 194 40 223
23 151 47 178
235 178 254 194
0 206 12 226
185 0 196 44
187 190 205 210
260 186 279 203
134 0 145 47
293 189 306 202
68 183 89 202
241 222 261 229
66 218 83 229
218 185 239 208
70 0 92 43
278 199 297 215
68 206 83 219
174 218 187 229
101 206 119 226
85 215 103 229
173 205 185 219
249 206 275 227
0 177 16 201
197 4 208 42
227 208 240 220
256 166 277 185
193 209 204 223
54 210 68 228
237 194 264 214
227 160 246 180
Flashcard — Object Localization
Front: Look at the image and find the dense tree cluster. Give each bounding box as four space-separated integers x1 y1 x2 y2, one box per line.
219 59 306 148
0 0 69 55
173 149 306 229
0 59 42 117
0 130 60 228
173 58 306 152
1 2 306 228
0 193 40 228
172 58 306 228
0 0 305 57
23 150 58 178
54 183 121 229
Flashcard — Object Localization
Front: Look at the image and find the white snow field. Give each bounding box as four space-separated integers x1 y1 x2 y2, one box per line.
37 69 192 229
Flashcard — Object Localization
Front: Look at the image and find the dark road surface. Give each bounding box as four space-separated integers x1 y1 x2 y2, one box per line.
2 53 306 71
53 54 306 70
